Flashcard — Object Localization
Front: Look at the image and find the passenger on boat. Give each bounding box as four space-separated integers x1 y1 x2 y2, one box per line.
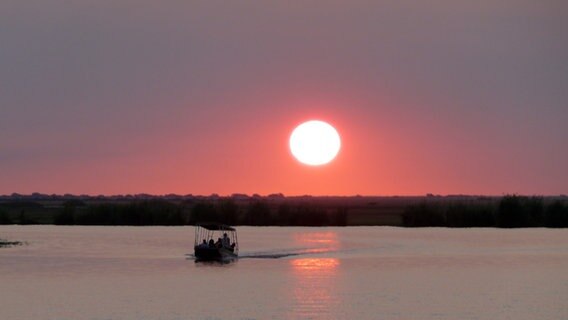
222 233 231 248
215 238 222 248
208 239 215 247
198 239 208 248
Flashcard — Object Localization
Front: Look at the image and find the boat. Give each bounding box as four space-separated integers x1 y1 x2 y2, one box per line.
194 223 239 261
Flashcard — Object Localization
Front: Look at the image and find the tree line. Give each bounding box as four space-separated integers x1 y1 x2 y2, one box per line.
48 199 347 226
402 195 568 228
1 195 567 227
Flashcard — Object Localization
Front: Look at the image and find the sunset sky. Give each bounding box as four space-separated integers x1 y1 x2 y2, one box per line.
1 1 567 196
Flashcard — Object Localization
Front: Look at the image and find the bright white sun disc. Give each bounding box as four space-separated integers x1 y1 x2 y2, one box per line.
289 120 341 166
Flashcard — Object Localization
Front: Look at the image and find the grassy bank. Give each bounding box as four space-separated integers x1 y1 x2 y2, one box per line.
1 195 567 227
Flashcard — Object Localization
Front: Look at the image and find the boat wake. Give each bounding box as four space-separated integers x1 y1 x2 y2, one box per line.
239 247 335 259
239 251 300 259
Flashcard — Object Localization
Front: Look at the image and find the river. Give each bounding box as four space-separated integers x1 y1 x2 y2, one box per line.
1 226 567 319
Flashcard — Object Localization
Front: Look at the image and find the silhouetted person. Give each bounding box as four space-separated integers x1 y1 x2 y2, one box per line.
208 239 215 247
222 233 230 248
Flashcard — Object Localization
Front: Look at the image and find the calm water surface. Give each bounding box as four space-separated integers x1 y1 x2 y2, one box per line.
1 226 567 320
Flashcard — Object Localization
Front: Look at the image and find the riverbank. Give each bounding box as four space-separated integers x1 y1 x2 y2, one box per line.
1 194 567 228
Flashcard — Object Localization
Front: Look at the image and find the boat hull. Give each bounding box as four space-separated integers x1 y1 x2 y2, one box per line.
194 246 237 262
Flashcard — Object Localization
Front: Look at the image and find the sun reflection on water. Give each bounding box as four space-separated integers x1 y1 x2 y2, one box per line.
288 231 341 319
291 258 340 271
293 231 340 253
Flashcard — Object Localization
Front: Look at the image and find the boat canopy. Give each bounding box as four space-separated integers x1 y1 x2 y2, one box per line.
197 223 236 231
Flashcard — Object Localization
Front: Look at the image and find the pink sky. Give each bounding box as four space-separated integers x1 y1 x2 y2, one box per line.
1 1 567 195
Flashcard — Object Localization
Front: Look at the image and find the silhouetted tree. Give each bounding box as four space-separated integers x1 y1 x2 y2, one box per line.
0 209 12 224
275 204 294 225
446 202 495 227
526 197 544 226
333 207 348 226
247 201 271 225
190 202 218 224
545 201 568 228
18 210 36 225
296 205 329 226
217 200 238 225
54 202 77 225
497 195 532 228
403 202 446 227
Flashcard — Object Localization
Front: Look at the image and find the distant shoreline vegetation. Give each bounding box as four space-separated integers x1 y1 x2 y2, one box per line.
0 194 567 228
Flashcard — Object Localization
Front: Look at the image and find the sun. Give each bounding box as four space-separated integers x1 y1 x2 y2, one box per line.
289 120 341 166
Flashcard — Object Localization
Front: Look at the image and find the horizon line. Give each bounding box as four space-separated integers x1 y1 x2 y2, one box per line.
2 192 566 198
